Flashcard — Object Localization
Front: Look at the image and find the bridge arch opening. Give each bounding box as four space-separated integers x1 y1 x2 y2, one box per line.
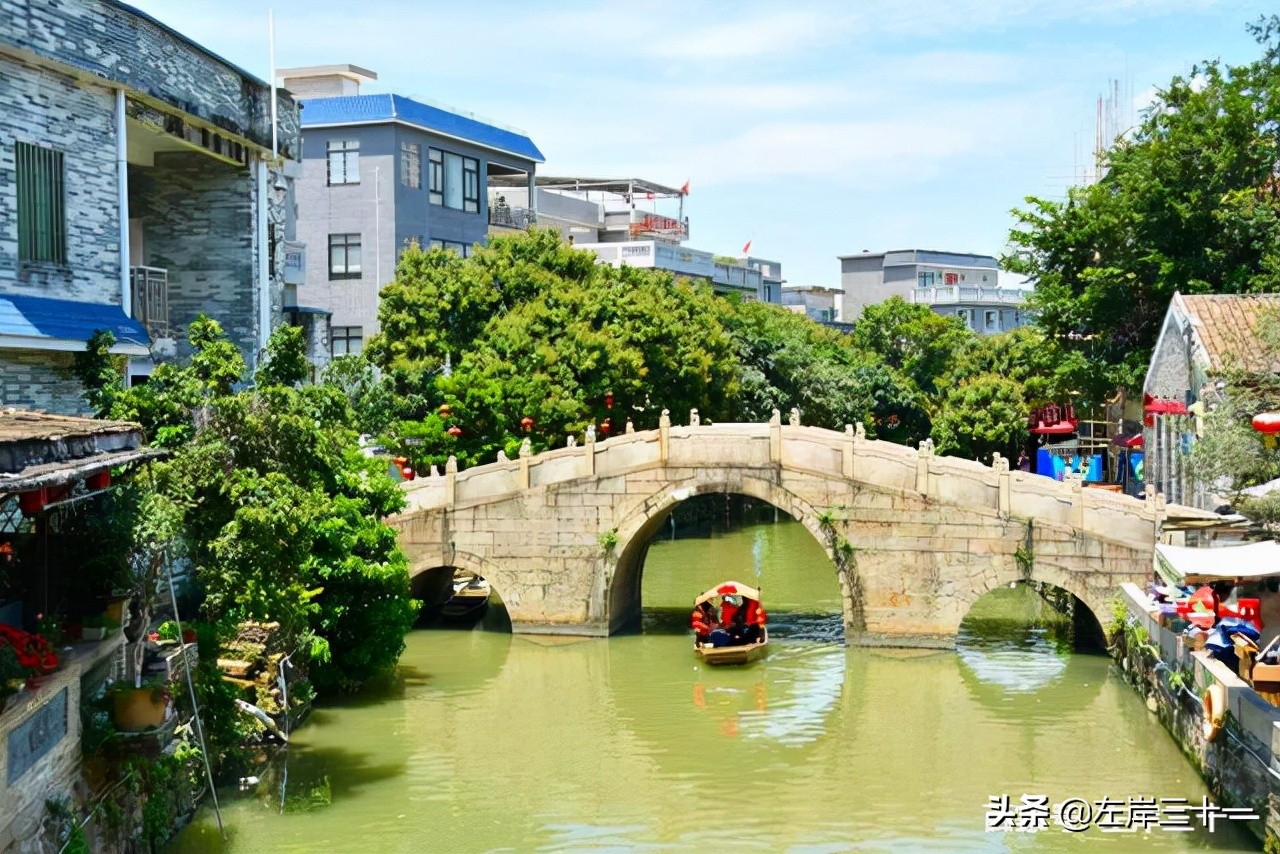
957 582 1107 683
610 485 847 642
411 565 512 632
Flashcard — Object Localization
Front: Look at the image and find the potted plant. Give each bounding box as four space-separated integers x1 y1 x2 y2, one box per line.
110 678 171 732
81 613 111 642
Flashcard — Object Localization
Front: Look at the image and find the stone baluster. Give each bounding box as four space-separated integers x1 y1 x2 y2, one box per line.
445 455 457 507
916 438 934 495
1064 470 1084 531
518 438 531 489
690 408 700 427
584 423 596 476
789 407 801 427
991 452 1010 516
842 424 855 478
625 418 634 434
497 449 508 462
659 409 671 463
769 408 782 464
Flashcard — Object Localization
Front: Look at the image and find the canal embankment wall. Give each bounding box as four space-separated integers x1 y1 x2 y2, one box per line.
1118 582 1280 848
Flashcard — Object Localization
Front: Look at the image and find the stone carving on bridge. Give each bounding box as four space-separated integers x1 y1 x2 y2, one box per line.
917 438 934 457
991 452 1009 472
855 422 866 440
769 408 781 426
445 455 457 475
659 409 671 428
585 425 596 444
789 408 801 426
519 438 531 458
689 408 700 426
429 464 439 477
567 435 577 448
497 450 509 462
625 419 634 434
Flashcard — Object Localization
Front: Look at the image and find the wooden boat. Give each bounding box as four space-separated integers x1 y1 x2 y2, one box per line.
693 580 769 666
440 569 490 623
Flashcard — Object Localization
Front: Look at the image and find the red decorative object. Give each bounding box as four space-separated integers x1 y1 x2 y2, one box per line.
1253 413 1280 434
17 489 46 516
1143 397 1189 417
1028 404 1079 435
600 418 612 435
520 417 534 432
86 469 111 490
438 404 453 417
447 425 463 438
182 628 198 644
402 467 414 480
605 391 614 410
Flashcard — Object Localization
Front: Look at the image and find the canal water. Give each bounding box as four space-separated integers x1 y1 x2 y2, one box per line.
174 516 1257 852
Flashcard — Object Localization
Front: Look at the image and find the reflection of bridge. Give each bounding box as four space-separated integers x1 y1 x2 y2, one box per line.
389 410 1213 647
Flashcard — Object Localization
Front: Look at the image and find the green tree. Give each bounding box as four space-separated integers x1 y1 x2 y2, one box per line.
1007 16 1280 394
931 374 1030 462
851 296 971 396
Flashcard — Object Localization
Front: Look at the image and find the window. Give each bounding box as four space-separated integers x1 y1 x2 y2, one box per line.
984 310 998 331
401 142 420 189
328 233 362 279
917 271 936 287
429 238 472 258
327 139 359 185
331 326 363 357
428 147 480 212
15 142 66 263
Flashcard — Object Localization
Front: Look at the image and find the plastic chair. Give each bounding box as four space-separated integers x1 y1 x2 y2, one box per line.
1235 598 1263 632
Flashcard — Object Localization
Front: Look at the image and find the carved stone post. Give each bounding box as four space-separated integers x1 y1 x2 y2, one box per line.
584 423 596 476
518 438 531 489
789 407 801 427
659 408 671 464
690 408 700 427
625 418 634 434
769 408 782 465
992 452 1010 517
1065 470 1084 531
842 424 855 478
916 438 934 496
445 454 458 508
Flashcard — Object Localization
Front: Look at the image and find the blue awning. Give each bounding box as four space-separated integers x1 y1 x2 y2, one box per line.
0 294 151 356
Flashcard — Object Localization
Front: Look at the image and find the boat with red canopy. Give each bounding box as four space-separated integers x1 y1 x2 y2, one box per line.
692 580 769 666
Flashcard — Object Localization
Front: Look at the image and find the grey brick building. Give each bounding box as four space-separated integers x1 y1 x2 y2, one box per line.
283 65 544 360
0 0 305 414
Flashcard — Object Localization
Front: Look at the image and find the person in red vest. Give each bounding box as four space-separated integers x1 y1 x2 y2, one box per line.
742 598 766 644
720 595 741 628
691 601 717 646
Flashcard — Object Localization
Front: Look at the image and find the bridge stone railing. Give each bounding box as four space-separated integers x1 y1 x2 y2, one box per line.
400 409 1203 552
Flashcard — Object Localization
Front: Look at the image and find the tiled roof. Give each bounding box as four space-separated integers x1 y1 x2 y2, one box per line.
1177 292 1280 373
300 94 544 163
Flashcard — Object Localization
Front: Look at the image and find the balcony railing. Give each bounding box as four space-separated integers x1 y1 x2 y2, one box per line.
130 266 170 337
488 205 537 229
910 285 1032 306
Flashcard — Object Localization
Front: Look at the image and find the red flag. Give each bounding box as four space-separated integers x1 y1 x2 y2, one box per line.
742 240 752 255
645 192 655 200
680 179 690 195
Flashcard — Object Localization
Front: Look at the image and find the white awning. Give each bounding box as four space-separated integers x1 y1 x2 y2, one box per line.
1155 540 1280 584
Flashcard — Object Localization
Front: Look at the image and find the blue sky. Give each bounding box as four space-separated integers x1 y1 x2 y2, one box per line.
131 0 1276 288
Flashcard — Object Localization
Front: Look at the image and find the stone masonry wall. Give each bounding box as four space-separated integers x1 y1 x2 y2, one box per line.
0 53 119 301
138 151 257 362
0 351 87 415
0 0 299 158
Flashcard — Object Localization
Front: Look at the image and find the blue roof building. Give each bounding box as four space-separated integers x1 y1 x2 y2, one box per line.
283 65 544 360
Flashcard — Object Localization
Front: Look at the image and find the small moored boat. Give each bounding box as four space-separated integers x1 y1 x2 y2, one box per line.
441 569 490 623
693 580 768 666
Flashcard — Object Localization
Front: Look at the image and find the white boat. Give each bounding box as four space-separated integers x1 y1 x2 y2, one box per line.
441 570 490 623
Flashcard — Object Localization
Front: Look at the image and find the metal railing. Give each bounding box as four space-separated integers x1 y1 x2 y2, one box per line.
488 206 537 229
130 266 170 337
910 285 1032 305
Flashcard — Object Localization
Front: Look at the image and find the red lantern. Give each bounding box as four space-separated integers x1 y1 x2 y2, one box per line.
1253 413 1280 434
520 416 534 432
438 404 453 418
18 489 45 516
402 467 414 481
600 418 612 435
447 425 463 438
605 391 614 410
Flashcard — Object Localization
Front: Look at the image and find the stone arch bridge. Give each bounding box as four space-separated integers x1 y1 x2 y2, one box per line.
389 411 1212 647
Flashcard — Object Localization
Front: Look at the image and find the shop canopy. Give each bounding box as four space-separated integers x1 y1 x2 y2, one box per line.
1154 540 1280 585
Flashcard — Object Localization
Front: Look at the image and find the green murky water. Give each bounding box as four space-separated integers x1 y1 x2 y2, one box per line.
173 519 1257 852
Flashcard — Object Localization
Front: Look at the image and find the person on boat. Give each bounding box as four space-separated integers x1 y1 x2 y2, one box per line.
720 595 741 628
691 601 717 646
741 598 766 644
727 605 749 646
